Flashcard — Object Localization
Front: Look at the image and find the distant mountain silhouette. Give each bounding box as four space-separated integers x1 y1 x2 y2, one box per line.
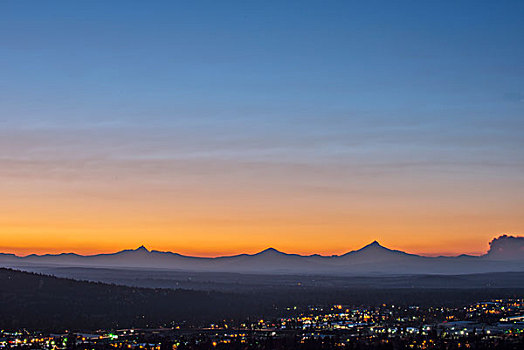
1 235 522 275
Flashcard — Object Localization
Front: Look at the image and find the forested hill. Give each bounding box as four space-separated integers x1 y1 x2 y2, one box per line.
0 268 261 330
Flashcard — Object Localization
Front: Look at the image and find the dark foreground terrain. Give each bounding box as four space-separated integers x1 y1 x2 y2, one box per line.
1 268 523 331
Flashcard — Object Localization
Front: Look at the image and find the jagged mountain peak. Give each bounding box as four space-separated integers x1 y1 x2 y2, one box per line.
256 247 284 255
339 240 401 259
135 245 149 253
359 240 388 251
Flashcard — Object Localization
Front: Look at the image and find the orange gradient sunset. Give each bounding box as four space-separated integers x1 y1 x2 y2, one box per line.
1 1 523 258
1 125 522 257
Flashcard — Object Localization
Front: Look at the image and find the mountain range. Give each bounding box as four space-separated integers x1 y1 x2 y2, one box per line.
1 235 522 275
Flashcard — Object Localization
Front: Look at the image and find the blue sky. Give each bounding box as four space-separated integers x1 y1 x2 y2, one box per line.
0 1 523 254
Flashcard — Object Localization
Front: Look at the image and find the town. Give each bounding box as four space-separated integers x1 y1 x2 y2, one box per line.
2 299 522 349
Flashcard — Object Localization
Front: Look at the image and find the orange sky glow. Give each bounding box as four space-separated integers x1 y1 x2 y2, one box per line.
1 2 523 258
1 157 521 257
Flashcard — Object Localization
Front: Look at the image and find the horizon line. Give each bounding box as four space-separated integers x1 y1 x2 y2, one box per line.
3 237 514 259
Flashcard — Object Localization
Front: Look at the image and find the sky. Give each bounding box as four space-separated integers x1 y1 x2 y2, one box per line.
0 0 523 257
